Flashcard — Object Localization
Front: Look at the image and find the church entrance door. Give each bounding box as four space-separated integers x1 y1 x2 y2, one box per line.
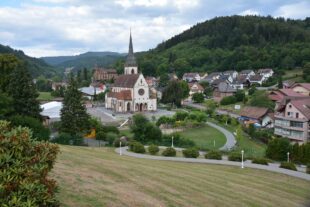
139 103 143 112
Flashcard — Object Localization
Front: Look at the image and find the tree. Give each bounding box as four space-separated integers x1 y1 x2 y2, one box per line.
200 81 213 97
83 67 88 81
302 62 310 82
220 96 237 105
266 138 291 161
235 90 245 102
7 63 42 119
0 54 20 92
162 80 186 107
192 93 204 103
249 90 275 110
96 131 106 147
278 76 283 89
0 92 13 119
248 85 257 96
159 73 169 87
60 77 90 136
179 80 189 99
0 120 60 206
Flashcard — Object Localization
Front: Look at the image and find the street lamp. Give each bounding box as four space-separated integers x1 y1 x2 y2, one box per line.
241 150 244 169
287 152 290 162
171 136 174 148
120 141 122 156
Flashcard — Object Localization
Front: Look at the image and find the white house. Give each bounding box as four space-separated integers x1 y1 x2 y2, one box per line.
79 85 106 100
249 74 265 85
182 73 201 82
258 68 274 80
223 70 238 79
240 70 255 78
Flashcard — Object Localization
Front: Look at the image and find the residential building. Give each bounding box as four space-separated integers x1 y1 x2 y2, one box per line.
105 32 157 112
52 82 67 91
274 98 310 143
213 82 236 102
182 73 201 82
257 68 274 79
223 70 238 79
201 72 221 83
231 80 244 90
240 106 274 128
283 80 295 89
145 76 158 87
249 74 265 85
93 68 118 82
240 69 255 78
291 83 310 96
79 85 106 100
188 82 204 97
269 89 307 110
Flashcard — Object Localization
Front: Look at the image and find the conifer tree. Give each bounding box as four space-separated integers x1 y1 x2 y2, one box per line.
60 76 90 135
8 63 42 119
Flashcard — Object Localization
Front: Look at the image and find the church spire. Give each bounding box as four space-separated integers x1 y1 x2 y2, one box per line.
125 30 137 67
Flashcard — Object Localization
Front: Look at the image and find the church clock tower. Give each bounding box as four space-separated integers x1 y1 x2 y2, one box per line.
124 31 138 75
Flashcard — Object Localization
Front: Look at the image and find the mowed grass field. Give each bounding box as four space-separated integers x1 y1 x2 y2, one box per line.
51 145 310 207
179 124 226 150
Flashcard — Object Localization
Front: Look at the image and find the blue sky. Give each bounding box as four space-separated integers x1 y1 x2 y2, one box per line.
0 0 309 57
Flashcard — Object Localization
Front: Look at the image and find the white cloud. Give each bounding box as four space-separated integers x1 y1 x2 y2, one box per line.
239 9 259 16
274 1 310 19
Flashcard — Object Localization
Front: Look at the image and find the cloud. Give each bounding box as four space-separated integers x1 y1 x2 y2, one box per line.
274 1 310 19
0 0 308 57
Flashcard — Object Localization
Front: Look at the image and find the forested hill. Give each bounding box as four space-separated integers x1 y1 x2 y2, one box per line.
0 44 57 78
136 15 310 77
41 52 125 70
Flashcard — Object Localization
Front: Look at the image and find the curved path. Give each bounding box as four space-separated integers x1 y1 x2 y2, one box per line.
206 122 236 150
115 147 310 181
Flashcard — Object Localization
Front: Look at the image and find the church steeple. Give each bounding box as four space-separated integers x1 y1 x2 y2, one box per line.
124 30 138 74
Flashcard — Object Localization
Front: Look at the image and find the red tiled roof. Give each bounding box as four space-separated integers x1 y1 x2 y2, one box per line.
188 83 204 91
107 90 132 100
113 74 139 88
290 98 310 120
292 83 310 90
240 106 269 119
279 89 305 97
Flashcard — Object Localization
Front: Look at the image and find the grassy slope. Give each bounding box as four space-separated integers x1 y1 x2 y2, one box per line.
38 92 53 101
179 125 226 150
52 146 310 207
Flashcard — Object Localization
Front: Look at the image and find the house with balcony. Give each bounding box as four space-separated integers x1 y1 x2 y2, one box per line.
274 97 310 143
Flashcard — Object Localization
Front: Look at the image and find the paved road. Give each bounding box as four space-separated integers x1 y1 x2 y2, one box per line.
115 147 310 181
206 122 236 150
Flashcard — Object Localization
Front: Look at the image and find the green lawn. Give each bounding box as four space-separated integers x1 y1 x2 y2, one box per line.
179 124 226 150
38 92 53 101
120 129 133 138
51 145 310 207
218 102 244 115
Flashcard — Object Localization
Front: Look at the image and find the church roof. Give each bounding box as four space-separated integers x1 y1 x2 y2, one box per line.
124 32 137 67
113 74 140 88
107 90 132 100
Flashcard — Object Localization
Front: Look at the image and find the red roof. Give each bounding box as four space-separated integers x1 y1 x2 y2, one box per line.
292 83 310 90
240 106 269 119
279 89 305 97
290 98 310 120
107 90 132 100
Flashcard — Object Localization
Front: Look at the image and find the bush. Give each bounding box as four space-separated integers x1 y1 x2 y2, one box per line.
252 158 269 165
162 147 176 157
0 121 60 206
220 96 237 105
113 138 127 147
182 148 199 158
160 134 196 148
280 162 297 171
307 163 310 174
205 150 222 160
192 93 204 103
106 132 118 145
228 152 245 162
148 144 160 155
129 141 145 153
52 132 84 146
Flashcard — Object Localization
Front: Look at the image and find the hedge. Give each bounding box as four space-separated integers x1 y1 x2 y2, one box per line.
182 148 199 158
162 147 176 157
228 152 245 162
205 150 222 160
129 141 145 153
148 144 160 155
279 162 297 171
252 158 269 165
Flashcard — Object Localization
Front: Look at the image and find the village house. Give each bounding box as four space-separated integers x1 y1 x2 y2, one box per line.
93 68 118 82
79 85 106 100
283 80 295 89
201 72 221 83
268 88 307 110
290 83 310 96
274 97 310 143
239 69 255 78
257 68 274 80
240 106 274 128
230 79 244 90
249 74 265 85
145 76 158 88
52 82 67 91
213 82 236 102
188 82 204 100
223 70 238 79
105 32 157 112
220 74 233 83
182 73 201 82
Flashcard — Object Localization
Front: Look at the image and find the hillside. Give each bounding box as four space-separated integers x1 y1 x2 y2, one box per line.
42 51 125 70
0 44 58 78
136 15 310 77
52 145 310 206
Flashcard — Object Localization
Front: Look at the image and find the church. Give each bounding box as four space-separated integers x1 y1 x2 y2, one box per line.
105 33 157 112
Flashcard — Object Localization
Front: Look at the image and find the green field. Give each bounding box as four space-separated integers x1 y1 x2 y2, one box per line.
51 146 310 207
38 92 53 101
179 125 226 150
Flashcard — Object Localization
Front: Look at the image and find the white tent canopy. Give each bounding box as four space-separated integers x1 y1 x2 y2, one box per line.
40 101 62 119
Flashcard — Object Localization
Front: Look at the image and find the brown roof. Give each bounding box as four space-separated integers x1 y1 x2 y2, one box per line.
249 74 264 81
113 74 139 88
107 90 132 100
188 83 204 91
240 106 269 119
258 68 273 73
290 98 310 120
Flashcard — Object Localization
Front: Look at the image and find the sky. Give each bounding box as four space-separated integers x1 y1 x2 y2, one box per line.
0 0 309 57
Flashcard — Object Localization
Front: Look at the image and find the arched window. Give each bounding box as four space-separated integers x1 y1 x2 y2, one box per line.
131 69 134 74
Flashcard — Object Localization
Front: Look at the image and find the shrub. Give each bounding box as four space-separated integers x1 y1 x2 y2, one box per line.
106 132 118 145
252 158 269 165
129 141 145 153
228 152 245 162
266 138 291 161
113 138 128 147
307 163 310 174
220 96 237 105
52 132 84 146
148 144 160 155
182 148 199 158
205 150 222 160
162 147 176 157
0 121 60 206
280 162 297 171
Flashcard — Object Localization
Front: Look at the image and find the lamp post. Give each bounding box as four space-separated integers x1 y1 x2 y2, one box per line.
241 150 244 169
120 141 122 156
287 152 290 162
213 140 215 148
171 136 174 148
